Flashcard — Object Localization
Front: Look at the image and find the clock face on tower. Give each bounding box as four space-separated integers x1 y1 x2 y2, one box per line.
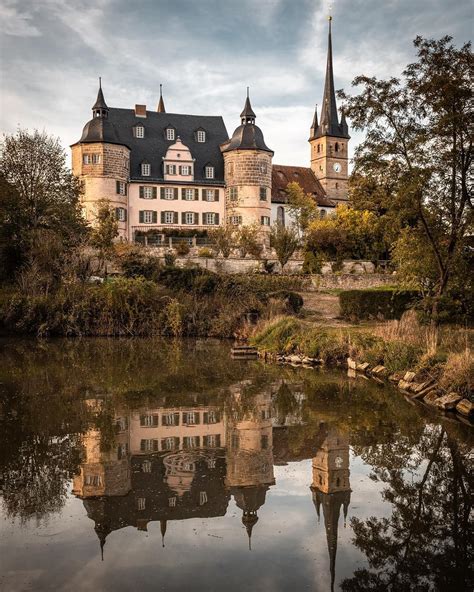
333 162 342 173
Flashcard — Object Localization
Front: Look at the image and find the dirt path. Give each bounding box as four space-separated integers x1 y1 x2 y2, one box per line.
298 291 352 327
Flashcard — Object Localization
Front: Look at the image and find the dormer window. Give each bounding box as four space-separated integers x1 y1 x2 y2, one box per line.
141 162 151 176
135 125 145 139
196 130 206 143
166 164 176 175
166 128 175 141
205 165 214 179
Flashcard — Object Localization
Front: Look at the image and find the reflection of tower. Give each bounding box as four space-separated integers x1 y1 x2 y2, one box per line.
226 388 275 549
310 423 351 592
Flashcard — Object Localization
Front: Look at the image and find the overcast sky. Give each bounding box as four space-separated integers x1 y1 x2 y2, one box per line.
1 0 472 166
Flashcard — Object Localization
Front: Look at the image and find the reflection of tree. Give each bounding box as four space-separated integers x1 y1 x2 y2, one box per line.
341 426 473 592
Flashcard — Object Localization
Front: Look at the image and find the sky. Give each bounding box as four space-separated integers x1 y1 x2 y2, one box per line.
0 0 472 167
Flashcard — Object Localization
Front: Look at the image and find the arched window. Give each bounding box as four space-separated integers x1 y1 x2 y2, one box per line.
277 206 285 226
317 144 320 153
335 142 339 152
336 477 340 487
320 209 327 219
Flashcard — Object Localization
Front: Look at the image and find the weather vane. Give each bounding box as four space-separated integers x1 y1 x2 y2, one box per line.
328 1 333 20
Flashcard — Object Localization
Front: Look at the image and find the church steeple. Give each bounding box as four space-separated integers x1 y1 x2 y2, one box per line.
157 84 166 113
92 78 109 119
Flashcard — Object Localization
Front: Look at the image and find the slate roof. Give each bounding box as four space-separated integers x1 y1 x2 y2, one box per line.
74 109 229 184
271 165 335 207
221 123 273 154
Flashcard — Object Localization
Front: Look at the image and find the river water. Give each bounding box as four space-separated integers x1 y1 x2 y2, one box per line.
0 338 472 592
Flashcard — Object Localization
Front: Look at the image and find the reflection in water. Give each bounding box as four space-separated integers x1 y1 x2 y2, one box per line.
0 338 472 592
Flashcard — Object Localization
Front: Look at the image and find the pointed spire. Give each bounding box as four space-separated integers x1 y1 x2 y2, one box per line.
160 519 167 547
157 84 166 113
92 78 109 118
240 87 256 124
311 103 319 132
340 108 349 137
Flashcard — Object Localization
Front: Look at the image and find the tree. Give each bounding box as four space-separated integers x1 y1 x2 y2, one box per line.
209 225 235 258
238 224 263 259
0 129 87 281
285 181 318 237
341 36 473 318
270 222 299 271
90 199 119 273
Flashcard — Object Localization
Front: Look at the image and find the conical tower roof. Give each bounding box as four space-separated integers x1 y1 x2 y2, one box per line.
157 84 166 113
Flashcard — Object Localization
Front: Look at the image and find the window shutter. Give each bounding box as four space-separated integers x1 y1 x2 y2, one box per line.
195 413 200 425
153 187 157 199
160 211 165 224
215 213 219 225
203 412 208 424
182 212 186 224
181 188 185 200
139 211 144 223
139 186 144 199
152 211 157 224
195 188 199 200
153 415 159 427
202 189 206 200
140 440 145 451
174 188 179 200
179 166 182 175
115 207 120 219
153 440 159 451
124 184 127 196
124 209 127 222
116 181 120 194
214 189 219 201
160 188 165 199
174 212 178 224
194 212 199 225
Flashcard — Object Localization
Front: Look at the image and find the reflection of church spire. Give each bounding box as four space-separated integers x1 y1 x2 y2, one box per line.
94 522 111 562
242 510 259 550
160 519 167 547
311 423 351 592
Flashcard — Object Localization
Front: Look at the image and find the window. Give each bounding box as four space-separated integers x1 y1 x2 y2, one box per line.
205 166 214 179
161 437 178 451
229 187 238 201
140 439 158 452
164 211 175 224
162 413 179 426
116 181 127 195
140 414 159 427
141 163 151 176
229 215 242 225
205 189 215 202
143 210 154 224
169 497 177 507
199 491 208 506
204 410 219 424
204 212 218 225
320 209 327 219
183 411 199 425
142 186 154 199
116 417 128 431
335 142 339 152
181 165 190 176
184 188 194 200
184 212 195 225
142 460 152 473
83 154 91 164
259 162 267 174
317 144 321 153
115 207 126 222
227 162 234 175
261 216 270 226
92 154 101 164
203 434 221 448
259 187 267 201
137 498 146 511
335 182 339 189
277 206 285 226
164 187 174 200
183 436 200 449
207 458 216 469
166 128 175 141
166 164 176 175
136 125 145 138
117 443 128 459
197 130 206 143
85 475 102 486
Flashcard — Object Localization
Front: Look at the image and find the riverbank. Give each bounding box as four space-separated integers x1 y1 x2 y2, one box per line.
249 314 473 424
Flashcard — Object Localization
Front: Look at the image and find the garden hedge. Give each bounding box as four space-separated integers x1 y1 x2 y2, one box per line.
340 288 420 321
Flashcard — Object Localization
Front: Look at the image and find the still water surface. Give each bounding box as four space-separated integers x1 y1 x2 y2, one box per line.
0 338 472 592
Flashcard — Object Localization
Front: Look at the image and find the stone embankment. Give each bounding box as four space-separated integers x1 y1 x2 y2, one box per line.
257 351 473 424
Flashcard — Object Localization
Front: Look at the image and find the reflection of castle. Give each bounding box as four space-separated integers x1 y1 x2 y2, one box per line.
73 389 274 555
311 423 351 592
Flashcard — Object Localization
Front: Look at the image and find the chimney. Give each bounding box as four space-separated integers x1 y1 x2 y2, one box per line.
135 104 147 118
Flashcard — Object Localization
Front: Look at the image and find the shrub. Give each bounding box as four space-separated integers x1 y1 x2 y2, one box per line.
268 291 304 314
340 288 420 321
116 245 161 280
164 251 176 266
175 242 190 256
302 250 323 274
439 350 473 399
198 247 214 258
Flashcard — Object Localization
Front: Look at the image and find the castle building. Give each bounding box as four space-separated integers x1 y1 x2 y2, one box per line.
72 19 348 242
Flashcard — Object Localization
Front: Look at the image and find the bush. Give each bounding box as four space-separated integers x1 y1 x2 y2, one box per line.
116 245 161 280
340 288 420 321
198 247 214 258
268 291 304 314
175 242 190 256
164 251 176 266
302 250 323 274
439 350 473 399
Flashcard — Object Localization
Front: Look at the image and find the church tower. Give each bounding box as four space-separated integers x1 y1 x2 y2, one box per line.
309 17 350 204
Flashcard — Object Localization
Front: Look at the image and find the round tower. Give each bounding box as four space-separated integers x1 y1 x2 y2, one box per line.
221 91 273 241
71 80 130 239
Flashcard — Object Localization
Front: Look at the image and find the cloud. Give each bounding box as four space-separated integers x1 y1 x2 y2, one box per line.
0 1 41 37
